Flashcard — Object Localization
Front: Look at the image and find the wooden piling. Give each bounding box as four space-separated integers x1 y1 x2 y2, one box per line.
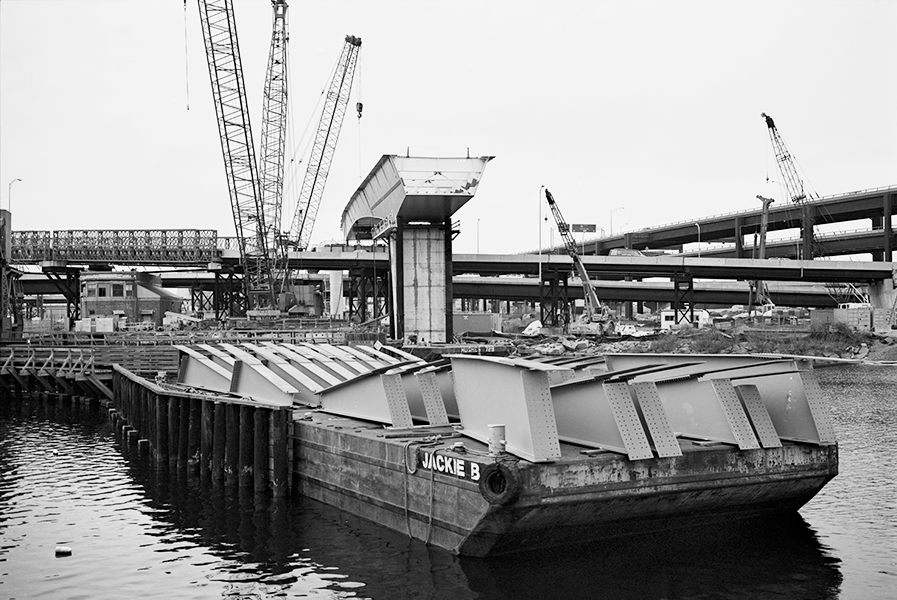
155 394 168 463
271 409 290 497
201 399 213 478
188 398 201 465
168 396 179 467
225 403 239 482
254 408 269 493
239 404 254 487
212 402 226 481
178 395 190 465
109 367 292 503
135 385 144 443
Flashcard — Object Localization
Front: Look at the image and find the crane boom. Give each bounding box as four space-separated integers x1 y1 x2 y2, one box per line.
761 113 815 205
197 0 273 310
544 189 613 331
286 35 362 251
761 111 822 260
258 0 289 257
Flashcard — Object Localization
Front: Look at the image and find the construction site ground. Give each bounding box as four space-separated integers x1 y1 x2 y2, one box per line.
447 324 897 365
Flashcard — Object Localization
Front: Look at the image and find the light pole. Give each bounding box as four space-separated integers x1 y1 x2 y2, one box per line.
695 222 701 257
538 185 544 283
477 218 480 255
7 178 22 212
610 206 625 235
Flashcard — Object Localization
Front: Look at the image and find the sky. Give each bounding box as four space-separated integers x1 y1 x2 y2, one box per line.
1 0 894 256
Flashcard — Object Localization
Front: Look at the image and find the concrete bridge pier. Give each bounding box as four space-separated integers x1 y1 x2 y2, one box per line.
868 270 897 330
341 154 492 343
390 217 453 343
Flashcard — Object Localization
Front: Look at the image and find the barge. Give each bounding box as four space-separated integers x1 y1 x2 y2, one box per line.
169 343 837 556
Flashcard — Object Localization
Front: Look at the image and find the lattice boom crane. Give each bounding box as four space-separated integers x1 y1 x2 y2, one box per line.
197 0 274 311
286 35 362 252
544 189 615 333
761 113 867 303
259 0 290 259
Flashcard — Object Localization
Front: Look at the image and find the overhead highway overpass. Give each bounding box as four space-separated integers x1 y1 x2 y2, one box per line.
254 250 893 285
15 273 839 309
567 185 896 260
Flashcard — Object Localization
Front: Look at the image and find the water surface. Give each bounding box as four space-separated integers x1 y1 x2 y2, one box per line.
1 365 894 599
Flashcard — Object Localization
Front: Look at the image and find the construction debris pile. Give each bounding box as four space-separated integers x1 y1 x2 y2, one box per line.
450 325 897 365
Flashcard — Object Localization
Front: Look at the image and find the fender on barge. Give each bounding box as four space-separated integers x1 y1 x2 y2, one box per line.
175 343 839 557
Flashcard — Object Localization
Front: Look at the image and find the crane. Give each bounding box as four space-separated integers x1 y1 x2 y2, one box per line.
761 112 829 261
258 0 289 260
761 113 868 304
544 189 615 335
284 35 362 252
197 0 274 311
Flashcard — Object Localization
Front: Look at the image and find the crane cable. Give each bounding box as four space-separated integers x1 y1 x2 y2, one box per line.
356 50 363 179
283 49 342 242
183 0 190 111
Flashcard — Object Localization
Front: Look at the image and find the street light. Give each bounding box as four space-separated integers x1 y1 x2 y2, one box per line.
7 178 22 212
538 185 545 283
477 218 480 255
610 206 625 235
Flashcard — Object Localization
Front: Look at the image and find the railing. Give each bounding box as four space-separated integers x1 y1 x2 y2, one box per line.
20 325 353 347
677 227 896 256
10 229 219 264
1 345 178 377
521 184 897 254
626 184 897 234
217 236 240 251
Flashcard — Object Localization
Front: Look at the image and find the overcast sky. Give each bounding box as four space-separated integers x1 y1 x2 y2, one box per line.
1 0 894 255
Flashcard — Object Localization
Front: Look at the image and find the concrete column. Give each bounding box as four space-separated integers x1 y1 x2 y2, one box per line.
386 239 396 338
393 218 405 339
882 192 893 261
444 217 454 341
396 224 449 343
734 216 744 258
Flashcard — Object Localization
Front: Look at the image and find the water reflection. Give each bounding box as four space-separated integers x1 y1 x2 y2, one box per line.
121 446 480 599
461 516 843 600
120 439 845 600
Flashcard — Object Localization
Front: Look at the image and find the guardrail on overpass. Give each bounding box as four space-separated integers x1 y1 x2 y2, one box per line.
529 185 897 257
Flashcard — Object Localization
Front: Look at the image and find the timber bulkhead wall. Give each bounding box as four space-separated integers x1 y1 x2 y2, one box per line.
0 346 115 406
112 366 293 496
